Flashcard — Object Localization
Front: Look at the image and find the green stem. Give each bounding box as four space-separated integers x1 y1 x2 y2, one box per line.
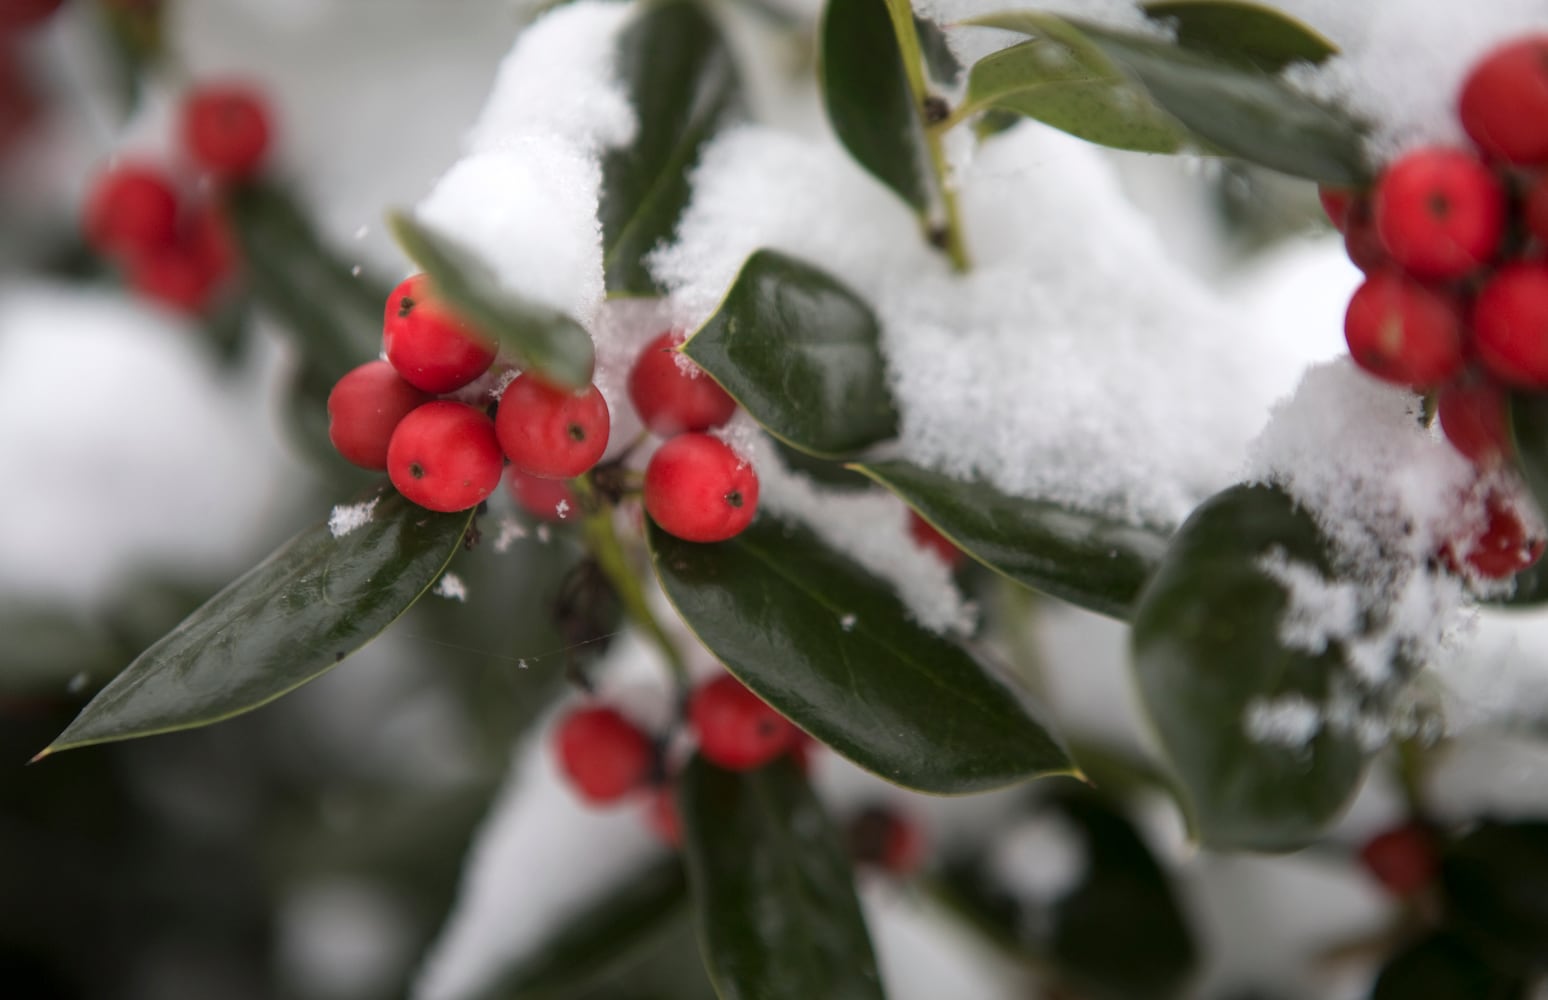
574 477 690 689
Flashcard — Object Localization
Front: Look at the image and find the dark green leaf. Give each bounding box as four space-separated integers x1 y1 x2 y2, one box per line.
1443 821 1548 971
1130 484 1367 851
1371 931 1530 1000
0 607 122 700
476 858 688 1000
854 460 1167 619
1511 391 1548 529
1042 787 1198 1000
1143 1 1338 72
683 249 899 458
960 17 1191 154
648 517 1072 793
388 212 595 389
226 182 384 381
679 755 884 1000
601 0 744 297
39 486 472 756
821 0 935 215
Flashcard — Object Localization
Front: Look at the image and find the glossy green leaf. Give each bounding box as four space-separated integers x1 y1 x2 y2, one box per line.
1443 821 1548 970
821 0 935 215
476 858 688 1000
39 486 473 757
388 212 595 389
1371 931 1529 1000
1130 484 1367 851
648 517 1073 793
959 17 1191 154
601 0 744 297
683 250 899 458
854 460 1167 619
226 182 384 381
1143 1 1338 71
679 755 884 1000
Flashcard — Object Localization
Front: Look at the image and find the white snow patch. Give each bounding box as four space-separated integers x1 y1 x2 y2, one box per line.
1258 551 1363 657
1244 694 1324 750
491 516 528 553
432 573 469 602
328 497 380 539
988 811 1087 902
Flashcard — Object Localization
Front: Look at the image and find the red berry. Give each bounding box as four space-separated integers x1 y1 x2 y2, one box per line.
553 705 654 805
83 163 179 260
386 401 504 513
848 806 926 876
1447 494 1545 580
1319 186 1354 232
1373 148 1505 279
1343 272 1465 387
644 433 759 543
382 274 497 393
1459 35 1548 166
1359 824 1438 897
0 0 63 33
688 674 800 772
495 375 610 479
1525 173 1548 247
1437 376 1512 468
1474 262 1548 387
180 82 271 180
1341 200 1388 272
628 331 738 436
907 511 963 570
643 785 682 847
507 467 579 522
327 361 432 470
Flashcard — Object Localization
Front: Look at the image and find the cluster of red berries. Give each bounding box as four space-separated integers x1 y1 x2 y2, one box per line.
551 674 806 845
329 295 763 543
81 81 270 314
1327 35 1548 581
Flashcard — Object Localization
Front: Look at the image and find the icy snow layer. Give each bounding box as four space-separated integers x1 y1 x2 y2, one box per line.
654 123 1327 528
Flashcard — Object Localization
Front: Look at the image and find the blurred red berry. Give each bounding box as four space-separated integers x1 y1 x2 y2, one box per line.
1473 263 1548 387
553 705 654 805
506 467 579 522
180 82 271 180
1437 377 1513 468
327 360 432 470
689 674 800 772
628 331 737 436
907 510 964 570
83 163 179 260
1373 147 1505 280
1459 35 1548 165
1343 271 1465 388
1359 824 1438 897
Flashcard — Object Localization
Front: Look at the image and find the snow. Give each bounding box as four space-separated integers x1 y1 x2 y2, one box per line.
1243 694 1324 750
433 573 469 602
328 497 379 539
988 810 1088 901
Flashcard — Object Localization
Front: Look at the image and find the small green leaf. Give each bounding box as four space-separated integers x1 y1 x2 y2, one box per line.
388 212 595 389
1143 0 1338 71
648 518 1073 794
683 250 898 458
1130 484 1367 851
1443 821 1548 970
1511 391 1548 524
602 0 744 297
476 858 688 1000
1371 931 1530 1000
679 755 885 1000
821 0 935 215
39 486 473 756
960 17 1191 154
226 182 384 381
854 460 1167 620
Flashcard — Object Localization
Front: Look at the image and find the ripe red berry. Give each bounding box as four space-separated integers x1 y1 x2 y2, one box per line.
628 331 738 436
1437 376 1512 468
507 467 579 521
382 274 497 393
553 705 654 805
644 433 759 543
180 82 271 180
327 360 432 470
495 375 610 479
0 0 63 33
1343 272 1465 388
1373 148 1505 279
907 511 964 570
1473 263 1548 387
1447 494 1545 580
1341 200 1388 272
643 785 682 847
848 806 926 876
126 242 222 314
1459 35 1548 166
386 401 504 512
1319 186 1354 232
1359 824 1438 897
83 163 179 260
1525 173 1548 247
689 674 800 772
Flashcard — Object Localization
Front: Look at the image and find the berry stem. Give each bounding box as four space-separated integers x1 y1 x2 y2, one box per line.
574 475 690 689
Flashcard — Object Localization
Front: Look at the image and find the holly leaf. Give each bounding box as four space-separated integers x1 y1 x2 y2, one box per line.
601 0 744 297
1142 0 1338 72
1371 931 1531 1000
1130 484 1368 851
679 755 885 1000
648 518 1073 794
1510 391 1548 525
1443 821 1548 970
821 0 935 216
388 212 595 389
682 250 898 458
958 16 1192 154
37 486 472 757
853 460 1167 619
475 858 688 1000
